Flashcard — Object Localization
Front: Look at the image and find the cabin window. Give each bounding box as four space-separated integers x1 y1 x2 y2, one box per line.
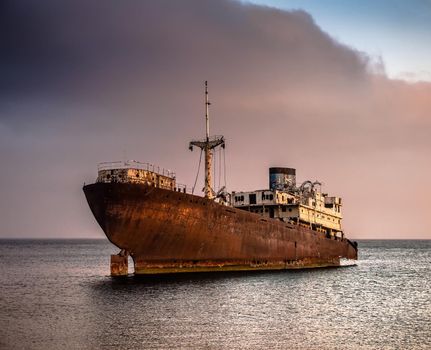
269 194 273 200
249 193 257 205
288 208 292 212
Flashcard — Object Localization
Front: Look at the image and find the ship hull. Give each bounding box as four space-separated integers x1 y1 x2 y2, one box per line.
83 183 357 274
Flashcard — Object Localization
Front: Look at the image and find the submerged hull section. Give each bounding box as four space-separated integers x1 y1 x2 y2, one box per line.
83 183 357 274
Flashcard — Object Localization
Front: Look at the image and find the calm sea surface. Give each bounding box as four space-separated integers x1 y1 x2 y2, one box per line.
0 239 430 349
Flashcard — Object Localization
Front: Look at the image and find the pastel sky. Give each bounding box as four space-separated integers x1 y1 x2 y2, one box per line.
248 0 431 82
1 0 430 239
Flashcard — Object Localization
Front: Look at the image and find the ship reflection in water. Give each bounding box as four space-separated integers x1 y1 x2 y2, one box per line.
0 239 430 349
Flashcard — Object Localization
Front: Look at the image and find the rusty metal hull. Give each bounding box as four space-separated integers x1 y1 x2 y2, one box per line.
83 183 357 274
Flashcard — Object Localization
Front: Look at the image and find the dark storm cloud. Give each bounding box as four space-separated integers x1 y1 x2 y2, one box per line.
0 0 369 123
0 0 430 238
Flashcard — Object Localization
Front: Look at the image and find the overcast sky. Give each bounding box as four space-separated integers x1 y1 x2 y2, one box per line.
1 0 430 239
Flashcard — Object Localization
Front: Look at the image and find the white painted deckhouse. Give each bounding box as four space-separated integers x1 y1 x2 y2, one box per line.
232 167 344 240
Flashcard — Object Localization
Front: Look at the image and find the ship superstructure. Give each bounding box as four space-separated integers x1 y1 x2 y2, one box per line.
83 82 357 276
96 161 177 190
233 167 344 240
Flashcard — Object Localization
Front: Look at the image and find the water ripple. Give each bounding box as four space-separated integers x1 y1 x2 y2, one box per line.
0 239 430 349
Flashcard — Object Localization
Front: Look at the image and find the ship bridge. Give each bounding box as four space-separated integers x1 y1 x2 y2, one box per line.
232 167 344 240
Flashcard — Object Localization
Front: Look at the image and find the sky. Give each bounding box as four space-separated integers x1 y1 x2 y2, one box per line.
0 0 430 239
248 0 431 82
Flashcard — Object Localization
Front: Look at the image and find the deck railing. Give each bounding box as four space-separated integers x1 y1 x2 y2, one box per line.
175 183 194 194
98 160 176 178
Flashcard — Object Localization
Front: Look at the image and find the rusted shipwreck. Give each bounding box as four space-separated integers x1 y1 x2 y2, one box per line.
83 82 357 276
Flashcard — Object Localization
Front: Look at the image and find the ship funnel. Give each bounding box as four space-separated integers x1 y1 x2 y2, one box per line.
269 167 296 191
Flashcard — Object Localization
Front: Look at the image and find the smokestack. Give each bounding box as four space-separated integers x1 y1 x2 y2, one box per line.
269 167 296 191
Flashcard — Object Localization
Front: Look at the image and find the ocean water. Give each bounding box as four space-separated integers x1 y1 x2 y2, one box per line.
0 239 430 350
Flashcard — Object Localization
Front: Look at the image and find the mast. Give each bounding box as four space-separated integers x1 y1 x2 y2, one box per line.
189 81 225 199
205 80 210 140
